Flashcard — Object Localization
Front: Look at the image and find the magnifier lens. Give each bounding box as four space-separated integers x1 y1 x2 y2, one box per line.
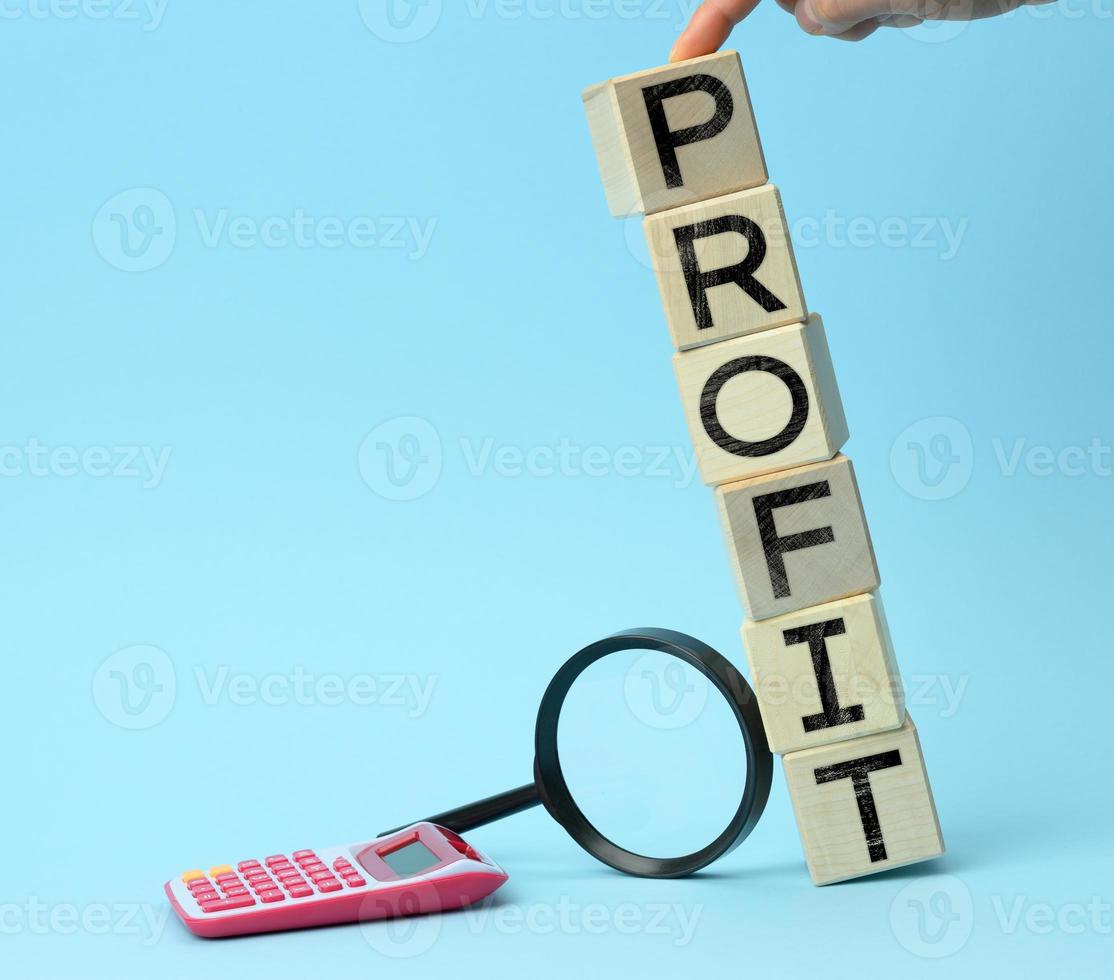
387 628 771 878
555 648 750 860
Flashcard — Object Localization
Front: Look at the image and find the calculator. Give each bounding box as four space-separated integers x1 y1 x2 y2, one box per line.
165 822 508 938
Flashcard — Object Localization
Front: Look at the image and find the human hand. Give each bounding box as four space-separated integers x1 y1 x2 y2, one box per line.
671 0 1048 57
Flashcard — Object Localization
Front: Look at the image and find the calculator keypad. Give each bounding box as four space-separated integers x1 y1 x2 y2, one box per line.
181 849 366 914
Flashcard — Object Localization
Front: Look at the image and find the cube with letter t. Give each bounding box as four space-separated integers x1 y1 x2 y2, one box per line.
783 717 944 885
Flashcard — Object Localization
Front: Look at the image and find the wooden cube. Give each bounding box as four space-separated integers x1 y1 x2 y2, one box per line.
645 185 806 350
783 717 945 885
582 51 767 217
716 454 879 621
675 314 847 487
742 592 904 755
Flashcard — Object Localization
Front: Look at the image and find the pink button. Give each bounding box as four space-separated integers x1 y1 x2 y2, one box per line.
293 850 315 860
250 879 277 893
289 886 314 898
200 896 255 913
344 875 368 888
258 890 285 903
316 879 342 893
264 855 288 867
301 861 326 873
309 869 334 881
275 868 301 880
237 860 261 872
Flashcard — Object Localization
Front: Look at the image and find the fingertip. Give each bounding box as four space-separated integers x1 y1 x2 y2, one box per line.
830 18 880 40
669 2 740 63
669 30 716 63
795 0 826 34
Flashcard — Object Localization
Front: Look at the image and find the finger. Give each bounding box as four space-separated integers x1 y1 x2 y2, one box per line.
829 16 882 38
671 0 765 62
796 0 1026 37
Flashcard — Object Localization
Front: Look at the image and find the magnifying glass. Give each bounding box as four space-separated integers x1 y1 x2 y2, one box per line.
382 628 772 878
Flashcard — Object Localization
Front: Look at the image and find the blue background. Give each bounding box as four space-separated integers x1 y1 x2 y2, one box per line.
2 1 1112 976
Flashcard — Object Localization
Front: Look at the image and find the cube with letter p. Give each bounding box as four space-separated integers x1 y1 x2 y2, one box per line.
582 52 767 217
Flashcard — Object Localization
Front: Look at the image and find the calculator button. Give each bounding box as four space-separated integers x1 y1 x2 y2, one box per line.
258 890 285 903
250 880 277 893
223 886 250 897
181 870 206 884
215 873 240 884
208 865 234 877
275 867 301 879
264 855 289 867
316 879 342 893
237 860 261 871
309 869 334 882
200 896 256 913
344 875 368 888
188 879 213 891
194 891 220 905
333 858 353 871
288 886 314 898
293 850 315 860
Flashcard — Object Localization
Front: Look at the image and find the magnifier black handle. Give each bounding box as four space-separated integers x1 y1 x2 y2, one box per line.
380 782 540 837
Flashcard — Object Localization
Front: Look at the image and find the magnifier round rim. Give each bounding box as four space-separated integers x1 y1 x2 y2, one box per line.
533 627 773 879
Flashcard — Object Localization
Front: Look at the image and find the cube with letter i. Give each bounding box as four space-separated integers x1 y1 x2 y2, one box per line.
742 592 904 755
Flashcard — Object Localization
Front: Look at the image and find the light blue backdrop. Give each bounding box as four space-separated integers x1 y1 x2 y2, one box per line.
2 2 1111 976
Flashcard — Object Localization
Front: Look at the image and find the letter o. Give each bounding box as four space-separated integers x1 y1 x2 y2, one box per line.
699 355 809 457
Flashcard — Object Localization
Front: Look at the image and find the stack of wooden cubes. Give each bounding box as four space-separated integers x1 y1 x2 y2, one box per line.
583 52 944 885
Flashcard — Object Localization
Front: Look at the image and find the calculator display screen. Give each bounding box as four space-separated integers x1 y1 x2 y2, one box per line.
381 840 441 877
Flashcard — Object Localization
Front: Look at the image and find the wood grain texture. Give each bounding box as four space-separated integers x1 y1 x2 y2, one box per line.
716 454 879 621
582 51 767 218
783 716 945 885
674 314 848 487
644 184 806 350
742 592 904 755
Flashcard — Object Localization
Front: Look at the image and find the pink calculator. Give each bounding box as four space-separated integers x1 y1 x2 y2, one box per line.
165 822 508 938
